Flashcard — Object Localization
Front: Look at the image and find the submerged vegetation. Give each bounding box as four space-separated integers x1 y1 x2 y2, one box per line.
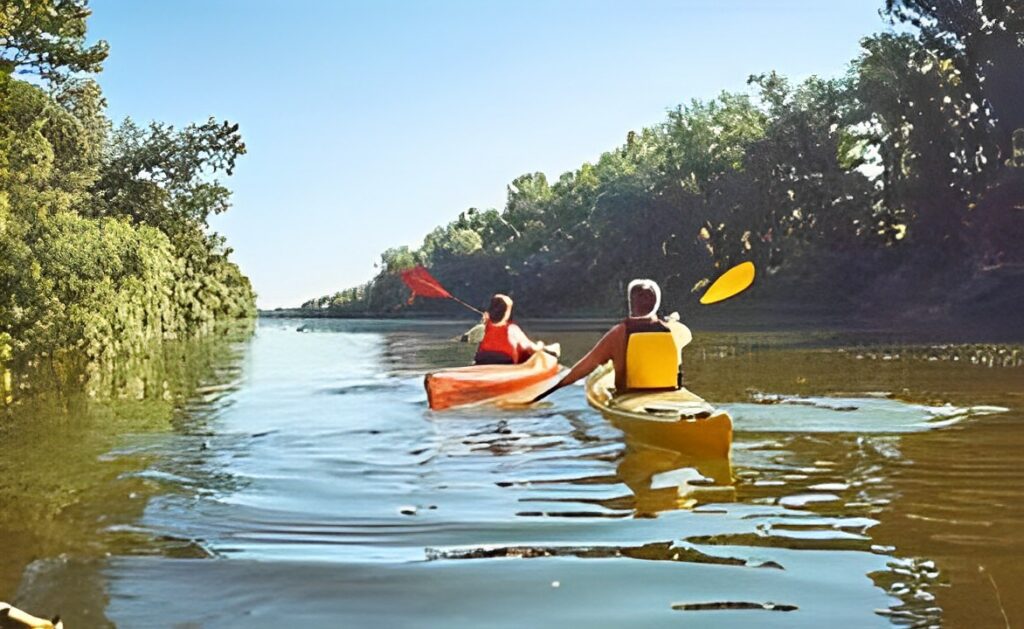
1 0 254 400
304 2 1023 333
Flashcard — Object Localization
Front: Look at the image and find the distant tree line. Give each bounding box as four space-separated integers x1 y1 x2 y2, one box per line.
305 2 1023 328
0 0 255 381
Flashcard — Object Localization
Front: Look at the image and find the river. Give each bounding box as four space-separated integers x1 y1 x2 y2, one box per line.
1 318 1021 627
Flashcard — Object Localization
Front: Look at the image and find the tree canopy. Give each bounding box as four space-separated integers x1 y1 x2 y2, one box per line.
0 0 109 83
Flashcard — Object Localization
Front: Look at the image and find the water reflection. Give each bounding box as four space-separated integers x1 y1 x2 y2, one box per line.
0 326 251 626
616 444 734 515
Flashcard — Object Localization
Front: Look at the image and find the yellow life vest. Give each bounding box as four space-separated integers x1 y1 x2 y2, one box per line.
625 332 680 390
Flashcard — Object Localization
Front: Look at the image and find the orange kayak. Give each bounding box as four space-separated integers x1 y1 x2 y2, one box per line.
425 349 561 410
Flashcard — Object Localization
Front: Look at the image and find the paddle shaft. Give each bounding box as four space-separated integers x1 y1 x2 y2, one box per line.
448 295 484 316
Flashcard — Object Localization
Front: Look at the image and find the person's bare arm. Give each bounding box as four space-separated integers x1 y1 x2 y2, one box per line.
531 325 620 401
557 331 616 387
666 319 692 350
509 323 541 358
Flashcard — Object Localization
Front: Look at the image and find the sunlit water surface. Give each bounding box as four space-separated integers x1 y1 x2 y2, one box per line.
2 318 1022 627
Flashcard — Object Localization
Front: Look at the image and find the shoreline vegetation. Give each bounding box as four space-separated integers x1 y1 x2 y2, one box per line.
300 2 1024 340
1 1 255 403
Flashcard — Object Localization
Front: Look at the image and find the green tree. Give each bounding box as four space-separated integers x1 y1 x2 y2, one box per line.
0 0 109 83
91 117 246 239
885 0 1024 160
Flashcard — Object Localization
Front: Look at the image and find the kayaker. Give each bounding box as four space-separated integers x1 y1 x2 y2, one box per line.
474 294 543 365
533 279 691 399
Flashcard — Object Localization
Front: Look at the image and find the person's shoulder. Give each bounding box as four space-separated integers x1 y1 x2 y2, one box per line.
508 321 531 340
605 322 627 338
665 318 692 345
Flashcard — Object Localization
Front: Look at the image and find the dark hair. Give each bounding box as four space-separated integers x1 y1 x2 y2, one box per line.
488 294 512 322
629 284 658 317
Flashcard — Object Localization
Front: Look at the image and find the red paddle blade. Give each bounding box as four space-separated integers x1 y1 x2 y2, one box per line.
400 266 453 300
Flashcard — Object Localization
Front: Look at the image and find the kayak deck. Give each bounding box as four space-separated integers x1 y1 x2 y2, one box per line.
426 350 561 410
585 362 732 458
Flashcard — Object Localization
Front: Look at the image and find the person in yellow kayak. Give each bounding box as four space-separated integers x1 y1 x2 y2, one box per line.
533 279 691 399
474 294 544 365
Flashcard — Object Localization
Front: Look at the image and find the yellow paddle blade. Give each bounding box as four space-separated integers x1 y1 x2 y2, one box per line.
700 261 755 305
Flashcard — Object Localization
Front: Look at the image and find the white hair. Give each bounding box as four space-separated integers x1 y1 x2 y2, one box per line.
627 279 661 318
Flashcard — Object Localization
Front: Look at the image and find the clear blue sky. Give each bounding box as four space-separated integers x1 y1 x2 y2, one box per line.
89 0 888 309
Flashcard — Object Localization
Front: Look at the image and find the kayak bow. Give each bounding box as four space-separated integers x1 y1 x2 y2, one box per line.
585 362 732 458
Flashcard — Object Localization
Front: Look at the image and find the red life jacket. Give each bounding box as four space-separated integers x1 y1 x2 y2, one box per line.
476 320 519 364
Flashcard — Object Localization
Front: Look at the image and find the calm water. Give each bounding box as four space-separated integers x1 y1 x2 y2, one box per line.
1 318 1022 627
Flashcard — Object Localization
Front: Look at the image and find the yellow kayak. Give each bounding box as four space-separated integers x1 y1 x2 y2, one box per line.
585 362 732 459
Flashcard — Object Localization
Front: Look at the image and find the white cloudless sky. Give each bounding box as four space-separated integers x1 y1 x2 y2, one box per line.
89 0 890 308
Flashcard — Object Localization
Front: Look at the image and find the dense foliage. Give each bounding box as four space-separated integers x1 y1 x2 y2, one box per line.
305 3 1023 329
1 0 254 395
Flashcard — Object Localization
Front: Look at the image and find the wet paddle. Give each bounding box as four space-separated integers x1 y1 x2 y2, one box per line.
699 261 756 305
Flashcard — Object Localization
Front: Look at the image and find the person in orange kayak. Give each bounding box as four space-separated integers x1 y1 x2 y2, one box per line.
474 294 544 365
533 279 691 399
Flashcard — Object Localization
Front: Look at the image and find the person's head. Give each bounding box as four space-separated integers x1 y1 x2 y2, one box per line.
487 294 513 324
628 279 661 318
